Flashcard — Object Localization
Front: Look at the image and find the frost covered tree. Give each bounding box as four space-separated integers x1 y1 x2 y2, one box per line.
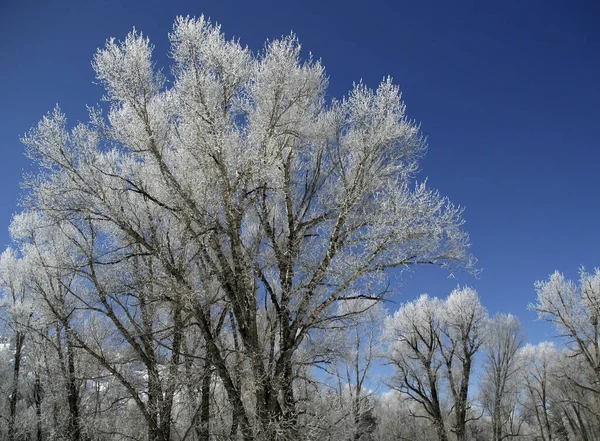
336 300 385 440
385 294 448 441
438 287 487 441
0 249 32 441
15 15 472 440
480 313 526 441
10 215 88 441
385 288 486 441
318 299 386 440
549 350 600 441
532 269 600 392
531 268 600 439
8 209 196 441
519 342 560 441
371 390 437 441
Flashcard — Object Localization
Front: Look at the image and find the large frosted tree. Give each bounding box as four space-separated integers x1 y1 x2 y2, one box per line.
15 15 472 440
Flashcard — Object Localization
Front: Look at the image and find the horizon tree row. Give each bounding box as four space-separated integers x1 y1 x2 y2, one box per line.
2 256 599 441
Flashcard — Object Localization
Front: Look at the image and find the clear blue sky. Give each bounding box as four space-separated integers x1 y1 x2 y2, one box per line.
1 0 598 343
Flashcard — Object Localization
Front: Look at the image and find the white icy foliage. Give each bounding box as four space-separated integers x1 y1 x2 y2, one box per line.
93 29 164 105
0 248 33 322
519 341 558 369
534 269 600 341
386 287 487 363
532 268 600 384
385 294 443 370
20 16 472 288
518 341 560 406
581 268 600 318
440 286 487 348
483 312 522 348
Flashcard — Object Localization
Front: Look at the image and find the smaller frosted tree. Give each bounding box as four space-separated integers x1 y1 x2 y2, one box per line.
480 313 526 441
519 342 560 441
532 269 600 391
385 294 448 441
438 287 487 441
385 287 487 441
0 248 33 441
550 349 600 439
331 299 386 440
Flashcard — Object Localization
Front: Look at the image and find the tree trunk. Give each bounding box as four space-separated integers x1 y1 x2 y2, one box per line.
197 354 211 441
65 326 82 441
8 331 25 441
434 418 449 441
34 371 43 441
492 394 502 441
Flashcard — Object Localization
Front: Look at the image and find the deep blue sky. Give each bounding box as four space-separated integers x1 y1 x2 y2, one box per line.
1 0 598 343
